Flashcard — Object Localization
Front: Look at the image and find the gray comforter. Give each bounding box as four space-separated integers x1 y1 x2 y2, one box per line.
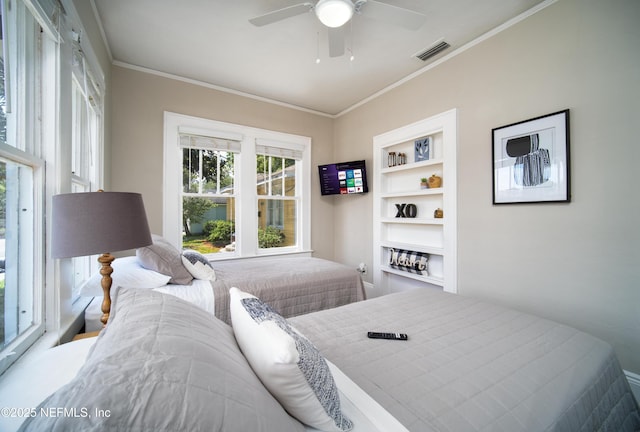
289 288 640 431
211 256 365 324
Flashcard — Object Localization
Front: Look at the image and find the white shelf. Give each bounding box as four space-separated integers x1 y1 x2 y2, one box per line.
381 158 443 174
380 188 442 198
373 109 457 295
381 217 443 225
380 241 444 256
380 265 444 287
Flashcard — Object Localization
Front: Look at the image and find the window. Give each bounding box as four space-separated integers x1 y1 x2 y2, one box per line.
69 40 103 299
0 158 38 352
0 0 105 375
164 113 311 258
256 146 302 250
181 134 238 254
0 0 47 374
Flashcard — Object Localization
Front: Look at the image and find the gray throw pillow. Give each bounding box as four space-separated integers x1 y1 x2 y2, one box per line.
136 234 193 284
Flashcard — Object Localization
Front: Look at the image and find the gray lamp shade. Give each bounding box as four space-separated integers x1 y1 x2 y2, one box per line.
51 192 153 259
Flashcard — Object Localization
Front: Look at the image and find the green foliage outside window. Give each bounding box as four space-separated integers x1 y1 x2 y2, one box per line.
204 220 235 244
182 197 215 237
258 226 284 248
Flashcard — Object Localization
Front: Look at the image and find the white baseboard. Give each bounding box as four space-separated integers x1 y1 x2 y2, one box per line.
625 370 640 403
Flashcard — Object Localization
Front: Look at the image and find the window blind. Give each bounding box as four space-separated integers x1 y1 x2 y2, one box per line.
179 133 241 153
255 141 303 161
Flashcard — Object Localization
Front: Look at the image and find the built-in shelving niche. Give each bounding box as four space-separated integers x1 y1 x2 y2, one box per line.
372 109 457 295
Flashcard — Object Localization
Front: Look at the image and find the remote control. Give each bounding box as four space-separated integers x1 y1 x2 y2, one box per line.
367 332 408 341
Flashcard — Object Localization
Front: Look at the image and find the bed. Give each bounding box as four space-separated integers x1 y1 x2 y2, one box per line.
289 289 640 431
80 235 365 330
207 256 366 324
12 286 640 432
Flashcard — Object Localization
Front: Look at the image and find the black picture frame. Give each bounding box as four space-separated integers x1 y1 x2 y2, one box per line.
492 109 570 204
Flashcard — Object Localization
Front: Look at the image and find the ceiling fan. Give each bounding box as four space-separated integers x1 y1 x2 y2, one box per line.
249 0 426 58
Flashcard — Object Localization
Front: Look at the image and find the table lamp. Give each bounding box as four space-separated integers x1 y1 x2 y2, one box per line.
51 191 152 326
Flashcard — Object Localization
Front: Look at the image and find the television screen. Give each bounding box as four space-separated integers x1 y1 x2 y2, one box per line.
318 160 369 195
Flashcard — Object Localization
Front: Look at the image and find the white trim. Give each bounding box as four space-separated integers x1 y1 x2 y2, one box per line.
88 0 113 62
0 143 43 166
60 0 105 89
163 111 312 256
118 61 333 118
22 0 61 42
373 109 457 295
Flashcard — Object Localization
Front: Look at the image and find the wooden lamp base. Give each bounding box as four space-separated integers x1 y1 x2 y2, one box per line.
98 253 115 327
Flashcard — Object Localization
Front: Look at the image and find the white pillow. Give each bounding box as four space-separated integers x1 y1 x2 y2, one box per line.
229 287 353 432
79 256 171 297
181 250 216 281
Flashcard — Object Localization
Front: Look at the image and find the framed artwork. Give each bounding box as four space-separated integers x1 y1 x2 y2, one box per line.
414 137 430 162
492 109 570 204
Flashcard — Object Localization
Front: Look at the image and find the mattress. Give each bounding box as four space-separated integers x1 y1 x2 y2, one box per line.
84 279 215 332
289 288 640 431
85 256 365 330
210 256 366 324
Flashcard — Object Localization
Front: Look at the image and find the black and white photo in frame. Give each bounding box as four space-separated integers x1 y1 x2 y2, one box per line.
492 109 570 204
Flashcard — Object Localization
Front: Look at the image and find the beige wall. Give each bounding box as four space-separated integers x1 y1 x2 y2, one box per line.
109 67 335 258
333 0 640 373
109 0 639 373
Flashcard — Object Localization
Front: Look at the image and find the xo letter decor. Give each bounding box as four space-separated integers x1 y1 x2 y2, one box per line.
395 203 417 218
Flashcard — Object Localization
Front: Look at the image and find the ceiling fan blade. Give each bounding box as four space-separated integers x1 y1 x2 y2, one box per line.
328 26 345 57
249 2 314 27
360 0 426 30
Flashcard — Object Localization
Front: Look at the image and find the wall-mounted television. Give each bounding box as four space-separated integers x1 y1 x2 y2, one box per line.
318 160 369 196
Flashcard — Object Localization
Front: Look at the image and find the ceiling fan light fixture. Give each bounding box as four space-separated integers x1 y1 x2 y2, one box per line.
315 0 354 28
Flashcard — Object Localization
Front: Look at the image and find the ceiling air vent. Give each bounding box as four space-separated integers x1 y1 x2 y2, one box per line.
414 41 450 62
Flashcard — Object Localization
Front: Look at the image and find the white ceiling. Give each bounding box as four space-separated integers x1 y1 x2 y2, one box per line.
92 0 546 116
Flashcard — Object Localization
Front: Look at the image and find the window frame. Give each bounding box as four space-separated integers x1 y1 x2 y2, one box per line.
181 137 238 254
163 112 311 259
0 0 106 376
0 0 48 374
69 70 103 300
0 144 45 371
256 150 302 253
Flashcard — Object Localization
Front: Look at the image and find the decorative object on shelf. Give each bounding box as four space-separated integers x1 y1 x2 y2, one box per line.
396 152 407 165
395 203 417 218
388 248 428 275
434 208 443 218
420 177 428 189
414 136 431 162
492 109 570 204
388 151 396 167
427 174 442 188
